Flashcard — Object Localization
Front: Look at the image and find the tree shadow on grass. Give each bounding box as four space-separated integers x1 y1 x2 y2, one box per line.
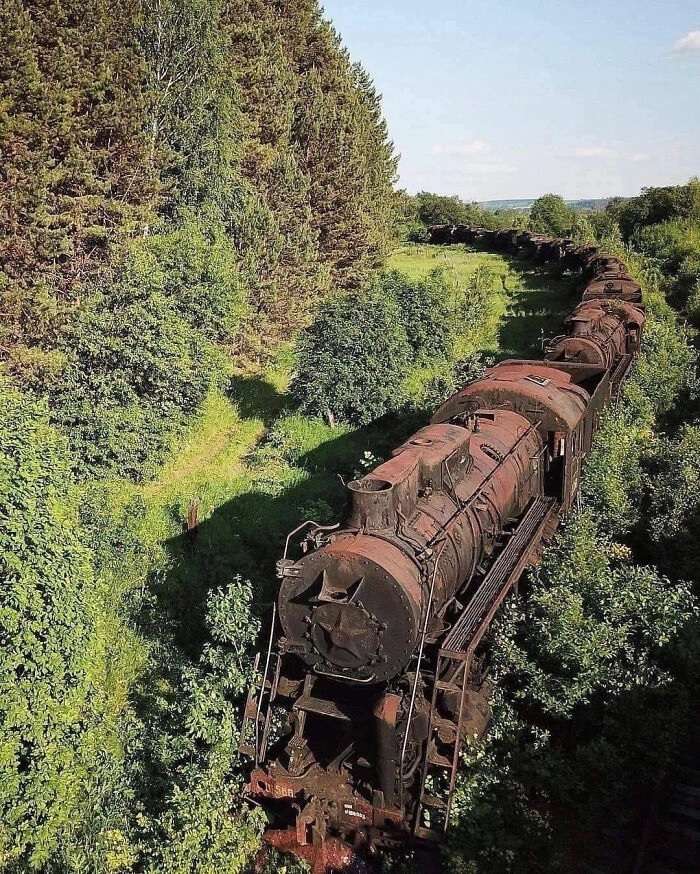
497 259 581 360
152 411 425 656
229 374 290 426
148 256 582 655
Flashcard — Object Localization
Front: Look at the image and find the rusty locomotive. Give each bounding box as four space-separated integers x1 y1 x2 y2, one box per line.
239 227 645 871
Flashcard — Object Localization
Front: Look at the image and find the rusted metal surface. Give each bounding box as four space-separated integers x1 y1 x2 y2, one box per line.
263 828 368 874
240 226 647 871
582 275 643 303
279 416 542 685
546 298 646 367
432 361 591 433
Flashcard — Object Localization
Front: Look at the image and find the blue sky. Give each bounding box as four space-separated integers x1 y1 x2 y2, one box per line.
322 0 700 201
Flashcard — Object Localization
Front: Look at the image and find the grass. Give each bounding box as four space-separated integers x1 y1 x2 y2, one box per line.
391 243 578 399
96 244 579 653
388 243 511 283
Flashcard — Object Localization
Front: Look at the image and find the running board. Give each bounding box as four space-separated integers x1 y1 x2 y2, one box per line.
442 495 558 659
414 496 559 839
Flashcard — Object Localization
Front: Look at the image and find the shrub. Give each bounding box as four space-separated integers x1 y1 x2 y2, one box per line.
0 380 129 867
49 229 237 479
381 269 455 363
291 283 411 426
150 578 264 874
688 279 700 325
131 215 248 343
646 424 700 585
459 266 497 324
494 512 695 719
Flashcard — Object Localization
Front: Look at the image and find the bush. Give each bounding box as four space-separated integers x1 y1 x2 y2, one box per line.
133 215 247 343
150 579 264 874
0 380 131 868
380 269 454 364
646 424 700 585
688 279 700 325
494 512 695 719
49 227 239 479
291 283 412 426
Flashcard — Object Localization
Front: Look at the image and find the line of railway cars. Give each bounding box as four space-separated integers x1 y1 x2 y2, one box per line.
239 227 645 873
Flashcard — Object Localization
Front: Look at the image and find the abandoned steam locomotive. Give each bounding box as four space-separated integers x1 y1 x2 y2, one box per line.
239 227 645 870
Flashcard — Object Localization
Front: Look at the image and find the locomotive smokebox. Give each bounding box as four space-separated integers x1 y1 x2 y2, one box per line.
278 534 422 683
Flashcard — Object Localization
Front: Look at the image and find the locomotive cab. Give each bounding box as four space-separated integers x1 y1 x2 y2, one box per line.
431 361 597 511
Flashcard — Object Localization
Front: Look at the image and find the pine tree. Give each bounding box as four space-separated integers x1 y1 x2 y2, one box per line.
224 0 328 342
0 0 158 381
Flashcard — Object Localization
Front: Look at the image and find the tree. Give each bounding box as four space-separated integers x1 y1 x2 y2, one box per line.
0 0 159 379
414 192 483 227
529 194 573 235
606 179 700 239
291 283 411 425
381 269 455 363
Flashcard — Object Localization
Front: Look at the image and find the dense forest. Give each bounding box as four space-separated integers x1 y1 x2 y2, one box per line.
1 2 700 873
0 1 397 869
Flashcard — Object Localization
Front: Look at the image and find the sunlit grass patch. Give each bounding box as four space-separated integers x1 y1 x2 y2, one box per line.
388 243 510 283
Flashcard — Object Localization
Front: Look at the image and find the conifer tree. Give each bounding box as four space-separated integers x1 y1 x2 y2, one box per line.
0 0 158 377
224 0 328 340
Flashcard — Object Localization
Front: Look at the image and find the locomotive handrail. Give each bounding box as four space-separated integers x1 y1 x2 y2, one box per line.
398 540 447 812
254 602 277 764
281 519 340 564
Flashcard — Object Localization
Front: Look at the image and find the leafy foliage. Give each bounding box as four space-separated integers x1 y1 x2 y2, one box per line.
48 227 238 479
380 269 454 364
291 282 411 425
495 513 694 719
413 192 486 227
606 178 700 239
645 424 700 586
528 193 573 235
0 380 135 868
146 579 264 874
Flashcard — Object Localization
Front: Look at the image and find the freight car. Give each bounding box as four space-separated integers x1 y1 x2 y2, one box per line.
240 229 645 873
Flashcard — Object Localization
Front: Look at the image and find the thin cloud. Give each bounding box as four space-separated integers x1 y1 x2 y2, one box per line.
673 30 700 54
673 30 700 53
432 139 490 157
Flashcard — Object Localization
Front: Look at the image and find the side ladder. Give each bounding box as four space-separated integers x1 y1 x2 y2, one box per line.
413 496 558 840
239 612 282 764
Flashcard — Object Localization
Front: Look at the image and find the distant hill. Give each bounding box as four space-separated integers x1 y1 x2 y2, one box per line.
480 198 610 213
